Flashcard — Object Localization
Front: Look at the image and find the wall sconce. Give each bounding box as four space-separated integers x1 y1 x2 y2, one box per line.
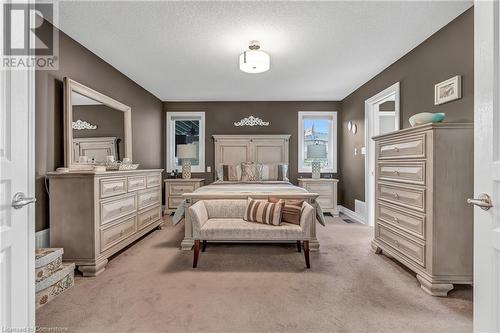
347 121 357 135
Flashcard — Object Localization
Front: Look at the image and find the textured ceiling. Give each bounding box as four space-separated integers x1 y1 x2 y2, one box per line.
57 1 472 101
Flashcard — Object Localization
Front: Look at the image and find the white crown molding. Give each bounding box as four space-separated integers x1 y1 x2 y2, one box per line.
234 116 269 127
72 119 97 130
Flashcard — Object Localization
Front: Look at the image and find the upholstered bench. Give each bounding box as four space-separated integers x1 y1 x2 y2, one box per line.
188 199 315 268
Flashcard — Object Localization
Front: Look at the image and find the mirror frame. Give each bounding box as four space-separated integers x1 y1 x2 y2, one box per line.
63 77 132 170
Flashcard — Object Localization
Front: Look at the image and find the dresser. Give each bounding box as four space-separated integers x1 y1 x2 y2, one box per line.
371 123 473 296
164 179 205 214
47 169 163 276
298 178 338 215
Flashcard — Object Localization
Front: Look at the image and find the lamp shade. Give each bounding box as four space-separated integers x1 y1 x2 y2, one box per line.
239 50 270 74
307 144 327 159
177 144 197 159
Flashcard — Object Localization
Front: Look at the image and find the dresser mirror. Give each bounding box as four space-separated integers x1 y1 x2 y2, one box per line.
63 77 132 170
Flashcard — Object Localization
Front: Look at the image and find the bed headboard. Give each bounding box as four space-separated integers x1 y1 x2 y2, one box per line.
213 134 290 166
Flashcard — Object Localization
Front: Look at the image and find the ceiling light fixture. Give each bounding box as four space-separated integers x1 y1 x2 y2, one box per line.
239 40 270 74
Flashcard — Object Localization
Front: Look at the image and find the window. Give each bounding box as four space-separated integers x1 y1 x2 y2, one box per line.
298 111 337 173
166 112 205 173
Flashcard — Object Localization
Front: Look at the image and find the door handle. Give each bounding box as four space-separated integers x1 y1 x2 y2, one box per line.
11 192 36 209
467 193 493 211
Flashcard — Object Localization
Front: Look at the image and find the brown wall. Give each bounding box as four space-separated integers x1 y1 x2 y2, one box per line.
164 102 342 184
339 8 474 210
35 23 163 231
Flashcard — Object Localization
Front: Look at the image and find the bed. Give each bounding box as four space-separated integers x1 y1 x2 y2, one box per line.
177 134 323 251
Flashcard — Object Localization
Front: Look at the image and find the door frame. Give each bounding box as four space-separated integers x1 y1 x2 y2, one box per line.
473 1 499 331
364 82 400 226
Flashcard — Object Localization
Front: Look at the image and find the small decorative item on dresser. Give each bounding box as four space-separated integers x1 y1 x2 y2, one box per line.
409 112 446 127
434 75 462 105
307 143 327 179
177 143 197 179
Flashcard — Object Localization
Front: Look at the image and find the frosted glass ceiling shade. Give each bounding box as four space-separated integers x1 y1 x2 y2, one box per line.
307 144 327 159
177 144 197 159
239 40 270 74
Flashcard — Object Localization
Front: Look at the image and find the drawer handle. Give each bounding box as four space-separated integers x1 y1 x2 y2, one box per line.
393 193 399 199
393 171 400 176
394 217 399 223
393 147 399 152
113 185 119 190
394 240 399 247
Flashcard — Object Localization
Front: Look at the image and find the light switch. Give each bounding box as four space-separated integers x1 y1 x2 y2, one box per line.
207 166 211 173
361 147 366 155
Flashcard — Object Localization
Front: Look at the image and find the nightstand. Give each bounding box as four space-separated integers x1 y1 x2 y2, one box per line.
298 178 339 216
164 179 205 214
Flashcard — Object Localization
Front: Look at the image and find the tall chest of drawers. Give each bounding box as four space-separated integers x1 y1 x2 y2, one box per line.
48 169 163 276
371 123 473 296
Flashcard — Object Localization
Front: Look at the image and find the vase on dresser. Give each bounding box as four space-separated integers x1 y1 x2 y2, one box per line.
371 123 473 296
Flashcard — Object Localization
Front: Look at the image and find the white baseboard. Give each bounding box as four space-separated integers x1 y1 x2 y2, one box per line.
36 228 50 248
338 205 366 224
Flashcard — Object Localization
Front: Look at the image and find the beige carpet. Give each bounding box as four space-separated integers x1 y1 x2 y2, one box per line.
37 216 472 333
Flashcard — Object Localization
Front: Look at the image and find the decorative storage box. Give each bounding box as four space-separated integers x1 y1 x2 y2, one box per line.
36 263 75 309
35 248 64 283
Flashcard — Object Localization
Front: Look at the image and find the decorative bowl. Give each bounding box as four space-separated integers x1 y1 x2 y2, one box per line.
409 112 446 127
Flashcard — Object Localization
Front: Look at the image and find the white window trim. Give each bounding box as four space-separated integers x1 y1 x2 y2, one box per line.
166 111 205 173
298 111 338 173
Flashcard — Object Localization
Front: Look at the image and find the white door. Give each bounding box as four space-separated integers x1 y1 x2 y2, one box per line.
0 4 36 330
472 2 500 332
364 82 400 226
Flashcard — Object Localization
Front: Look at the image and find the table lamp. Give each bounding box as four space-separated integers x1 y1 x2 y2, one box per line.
307 144 327 179
177 143 197 179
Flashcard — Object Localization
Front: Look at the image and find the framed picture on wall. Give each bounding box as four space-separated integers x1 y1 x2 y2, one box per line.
434 75 462 105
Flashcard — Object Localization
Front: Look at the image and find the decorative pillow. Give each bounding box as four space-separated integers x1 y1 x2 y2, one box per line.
217 164 242 181
244 197 284 226
269 197 304 225
261 164 289 181
240 162 262 181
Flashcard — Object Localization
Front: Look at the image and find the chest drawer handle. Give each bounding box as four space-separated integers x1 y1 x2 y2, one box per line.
394 171 400 176
394 217 399 223
393 147 399 152
393 193 399 199
394 240 399 247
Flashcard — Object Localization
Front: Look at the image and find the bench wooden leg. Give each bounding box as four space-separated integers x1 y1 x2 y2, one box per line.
303 240 310 269
202 240 207 252
297 240 301 252
193 240 200 268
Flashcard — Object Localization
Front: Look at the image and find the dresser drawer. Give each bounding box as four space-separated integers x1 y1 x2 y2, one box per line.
376 223 425 267
100 216 136 252
378 161 426 185
304 183 333 195
138 189 160 209
138 205 161 231
128 176 146 192
169 183 196 195
377 202 425 239
378 134 425 160
100 194 137 225
100 178 127 198
146 174 161 188
168 196 184 209
378 183 425 212
317 197 334 209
